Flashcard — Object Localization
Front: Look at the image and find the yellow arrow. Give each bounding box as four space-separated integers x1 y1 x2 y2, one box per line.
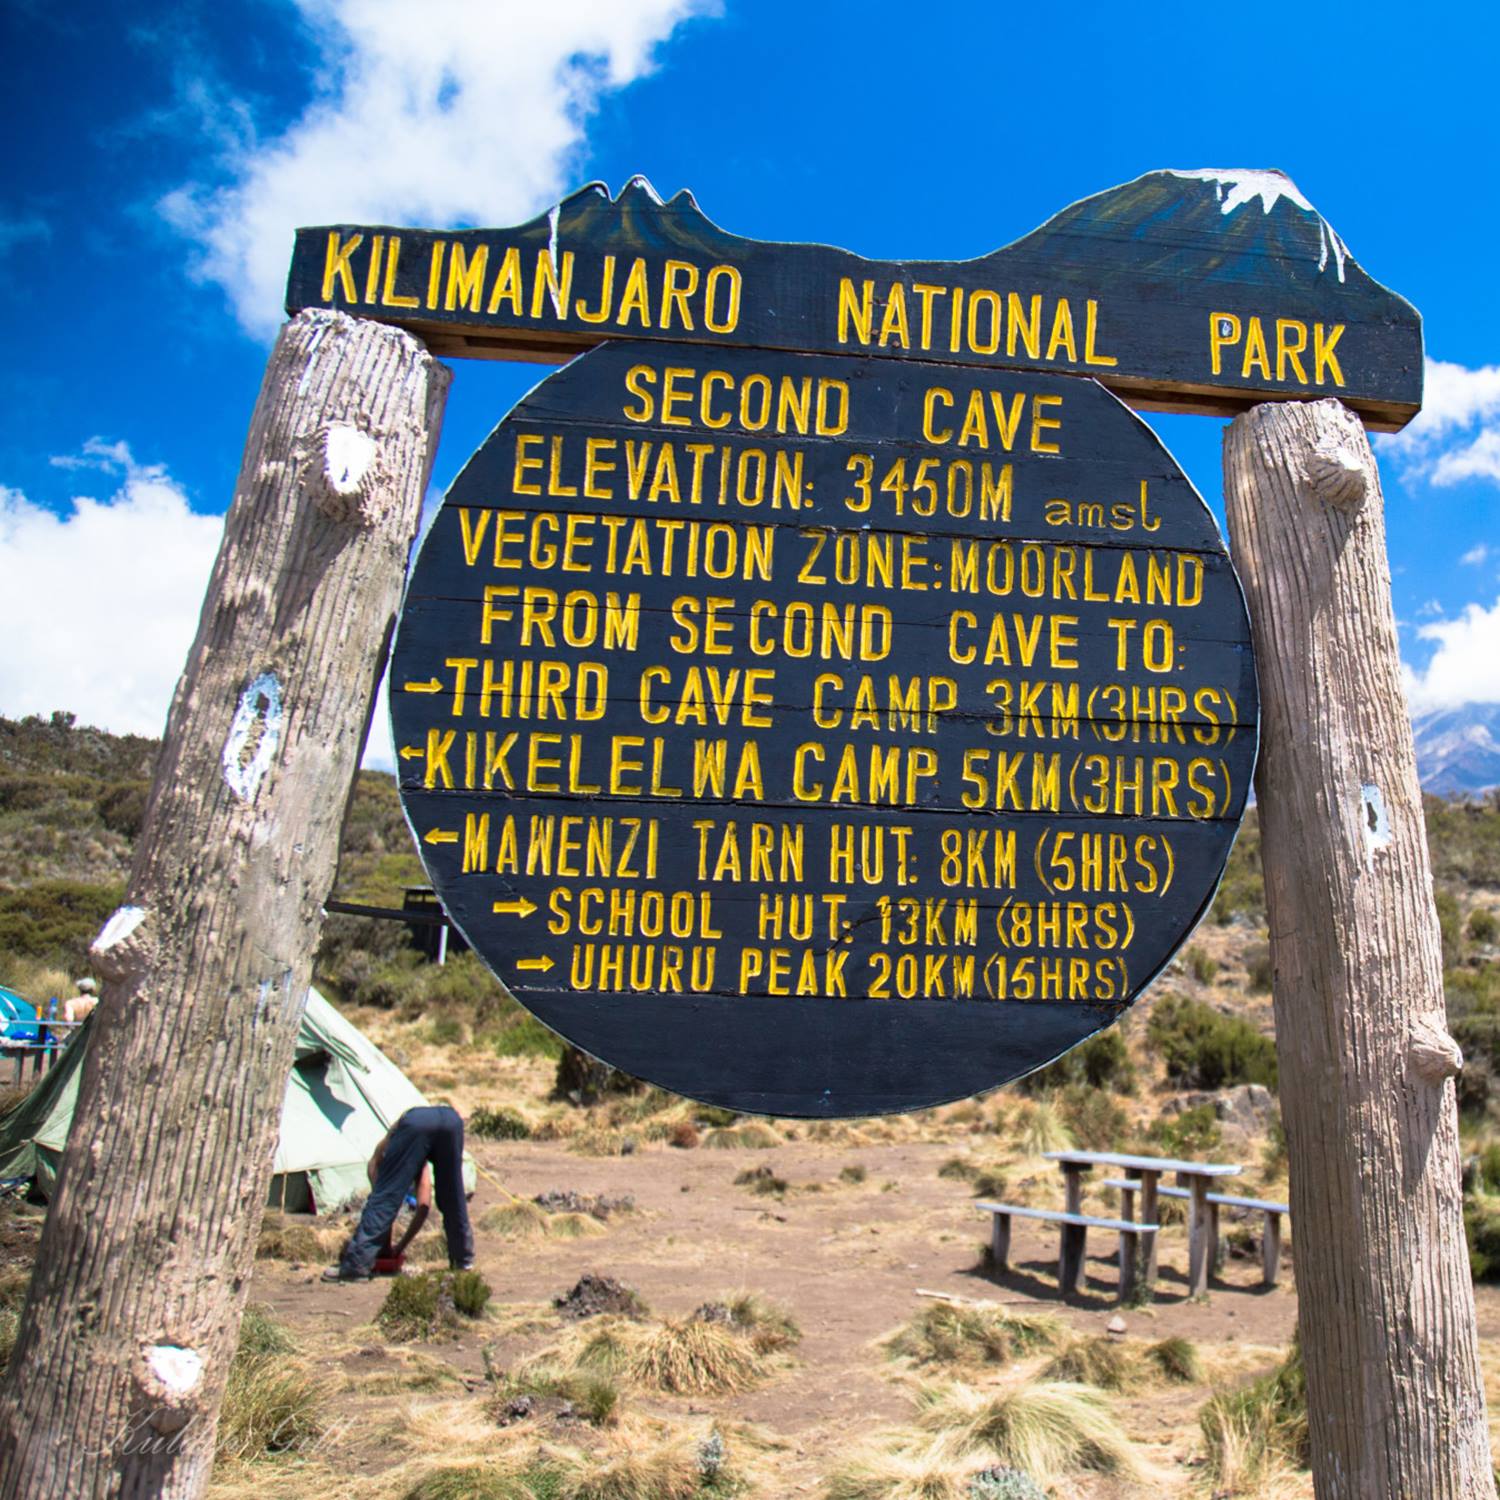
398 745 424 761
403 678 443 694
491 898 537 918
514 956 554 973
424 829 458 846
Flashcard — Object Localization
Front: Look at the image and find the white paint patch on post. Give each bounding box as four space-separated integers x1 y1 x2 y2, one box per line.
92 905 146 955
1361 783 1392 866
222 673 284 803
323 424 376 496
147 1345 203 1395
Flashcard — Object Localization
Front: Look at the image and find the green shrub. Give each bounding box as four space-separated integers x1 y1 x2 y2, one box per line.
0 1307 17 1374
95 780 150 838
1470 908 1499 945
379 1270 493 1339
1149 1103 1222 1160
1263 1108 1289 1176
1245 943 1274 994
1479 1142 1500 1194
0 879 125 967
1436 889 1466 967
451 1270 492 1318
469 1106 532 1141
1186 946 1219 984
1465 1198 1500 1280
1209 816 1265 923
491 1013 564 1059
426 1015 465 1046
969 1468 1046 1500
839 1164 868 1184
1200 1340 1308 1484
1060 1086 1127 1151
1147 994 1278 1091
1019 1029 1135 1094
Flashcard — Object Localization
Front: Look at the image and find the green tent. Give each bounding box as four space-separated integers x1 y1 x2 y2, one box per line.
0 990 473 1213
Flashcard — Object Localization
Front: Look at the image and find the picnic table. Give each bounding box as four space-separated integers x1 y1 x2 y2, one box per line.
3 1020 84 1085
1044 1148 1242 1297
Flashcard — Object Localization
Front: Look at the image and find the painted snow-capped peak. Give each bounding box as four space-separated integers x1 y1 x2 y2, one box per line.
1169 167 1314 215
1166 168 1349 281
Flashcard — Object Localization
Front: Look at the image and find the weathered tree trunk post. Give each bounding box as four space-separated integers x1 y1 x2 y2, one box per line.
1223 397 1493 1499
0 308 449 1499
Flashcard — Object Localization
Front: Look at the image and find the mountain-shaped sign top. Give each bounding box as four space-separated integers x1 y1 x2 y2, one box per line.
286 167 1421 429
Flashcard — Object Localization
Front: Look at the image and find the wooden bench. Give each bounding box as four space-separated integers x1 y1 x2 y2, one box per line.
977 1200 1160 1299
1104 1178 1287 1287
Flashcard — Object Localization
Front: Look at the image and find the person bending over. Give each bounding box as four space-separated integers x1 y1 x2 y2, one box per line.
324 1103 473 1281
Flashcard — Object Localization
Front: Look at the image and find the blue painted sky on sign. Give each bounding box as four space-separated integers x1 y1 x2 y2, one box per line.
2 0 1497 762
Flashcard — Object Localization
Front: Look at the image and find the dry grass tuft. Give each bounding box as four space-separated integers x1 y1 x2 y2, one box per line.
1200 1341 1309 1492
548 1210 609 1239
544 1296 795 1397
626 1317 765 1395
1015 1101 1074 1157
702 1123 780 1149
478 1200 550 1237
1041 1333 1143 1392
1146 1334 1204 1385
215 1306 331 1467
568 1430 704 1500
885 1303 1062 1368
724 1291 801 1354
914 1378 1147 1483
255 1213 342 1263
820 1435 974 1500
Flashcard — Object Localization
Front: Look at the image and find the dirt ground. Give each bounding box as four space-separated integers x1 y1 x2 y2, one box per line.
242 1129 1312 1496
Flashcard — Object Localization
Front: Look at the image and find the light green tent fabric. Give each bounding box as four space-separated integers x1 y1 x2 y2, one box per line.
0 990 473 1213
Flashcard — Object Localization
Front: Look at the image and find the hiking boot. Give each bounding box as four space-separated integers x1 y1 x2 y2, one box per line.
322 1265 371 1283
451 1258 475 1271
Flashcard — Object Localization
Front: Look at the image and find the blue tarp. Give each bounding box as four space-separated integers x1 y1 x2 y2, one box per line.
0 987 39 1044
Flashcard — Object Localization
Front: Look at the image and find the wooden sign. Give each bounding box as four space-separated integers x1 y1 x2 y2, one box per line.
287 168 1421 430
390 339 1259 1114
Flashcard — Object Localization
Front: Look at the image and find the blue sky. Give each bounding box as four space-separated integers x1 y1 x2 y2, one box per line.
3 0 1497 761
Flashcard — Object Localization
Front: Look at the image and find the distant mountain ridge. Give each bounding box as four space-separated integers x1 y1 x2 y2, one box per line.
1411 704 1500 797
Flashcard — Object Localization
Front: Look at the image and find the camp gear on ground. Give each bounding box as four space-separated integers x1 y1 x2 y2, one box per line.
0 990 474 1211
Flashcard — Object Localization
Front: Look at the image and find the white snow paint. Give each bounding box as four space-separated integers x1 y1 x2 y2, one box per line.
148 1344 203 1395
1361 783 1392 865
1168 168 1349 282
222 672 284 803
92 905 146 955
323 424 376 496
627 174 665 205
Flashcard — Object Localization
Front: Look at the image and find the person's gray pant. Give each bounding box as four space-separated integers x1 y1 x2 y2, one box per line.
340 1104 473 1274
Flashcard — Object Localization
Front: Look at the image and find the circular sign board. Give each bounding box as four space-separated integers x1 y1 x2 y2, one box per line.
391 339 1257 1116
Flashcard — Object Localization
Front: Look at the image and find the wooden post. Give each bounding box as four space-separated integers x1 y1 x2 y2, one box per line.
990 1212 1011 1274
1185 1174 1212 1296
1136 1170 1160 1296
1117 1178 1138 1294
1223 398 1494 1499
0 309 449 1500
1262 1212 1283 1289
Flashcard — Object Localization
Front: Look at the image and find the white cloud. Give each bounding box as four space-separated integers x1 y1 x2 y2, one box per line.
1461 543 1492 567
0 212 49 257
1380 357 1500 488
0 446 223 738
161 0 717 336
1404 596 1500 713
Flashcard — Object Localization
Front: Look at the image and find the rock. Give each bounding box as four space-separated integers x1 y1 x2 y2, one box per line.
1105 1314 1127 1338
1218 1083 1275 1135
552 1273 648 1321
